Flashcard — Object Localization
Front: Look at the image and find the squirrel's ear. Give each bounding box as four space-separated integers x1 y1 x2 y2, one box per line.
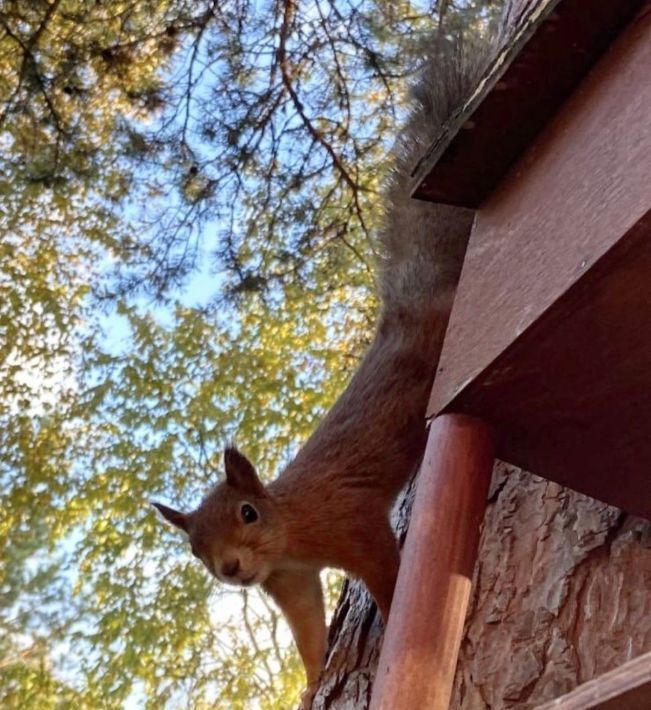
152 501 189 532
224 447 266 497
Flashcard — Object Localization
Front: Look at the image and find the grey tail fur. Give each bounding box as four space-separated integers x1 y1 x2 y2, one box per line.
378 40 492 328
279 35 498 506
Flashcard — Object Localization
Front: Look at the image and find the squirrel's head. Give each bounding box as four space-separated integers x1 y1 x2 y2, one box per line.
152 447 286 587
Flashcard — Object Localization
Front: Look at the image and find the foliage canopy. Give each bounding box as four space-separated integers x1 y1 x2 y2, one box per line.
0 0 500 706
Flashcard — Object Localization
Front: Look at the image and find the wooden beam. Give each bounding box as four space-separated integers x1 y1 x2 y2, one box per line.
535 651 651 709
410 0 646 207
369 415 494 710
427 5 651 519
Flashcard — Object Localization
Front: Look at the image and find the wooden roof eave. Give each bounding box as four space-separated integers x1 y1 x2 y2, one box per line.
411 0 648 208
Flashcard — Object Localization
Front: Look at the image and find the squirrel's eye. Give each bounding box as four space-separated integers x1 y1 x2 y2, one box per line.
240 503 259 524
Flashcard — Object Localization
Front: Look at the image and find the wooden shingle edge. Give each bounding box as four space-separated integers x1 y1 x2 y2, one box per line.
410 0 647 207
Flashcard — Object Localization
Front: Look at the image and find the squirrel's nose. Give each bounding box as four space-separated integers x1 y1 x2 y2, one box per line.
221 559 240 578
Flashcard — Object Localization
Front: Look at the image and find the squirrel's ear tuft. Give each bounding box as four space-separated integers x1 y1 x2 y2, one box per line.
224 447 266 497
152 501 189 532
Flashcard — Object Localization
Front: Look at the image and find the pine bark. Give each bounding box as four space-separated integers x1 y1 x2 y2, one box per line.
311 463 651 709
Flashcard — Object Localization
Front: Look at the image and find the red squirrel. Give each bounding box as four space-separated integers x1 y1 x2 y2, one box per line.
153 40 489 705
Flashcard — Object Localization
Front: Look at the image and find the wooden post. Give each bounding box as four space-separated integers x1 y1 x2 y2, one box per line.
370 414 494 710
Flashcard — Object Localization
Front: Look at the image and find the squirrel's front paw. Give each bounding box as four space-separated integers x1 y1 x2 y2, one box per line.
299 681 318 710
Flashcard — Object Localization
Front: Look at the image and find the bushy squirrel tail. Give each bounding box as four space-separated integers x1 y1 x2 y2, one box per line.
280 34 499 502
377 40 492 330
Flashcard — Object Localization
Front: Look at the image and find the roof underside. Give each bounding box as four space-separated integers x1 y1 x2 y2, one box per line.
411 0 647 208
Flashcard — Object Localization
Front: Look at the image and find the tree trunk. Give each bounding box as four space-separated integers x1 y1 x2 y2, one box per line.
311 462 651 709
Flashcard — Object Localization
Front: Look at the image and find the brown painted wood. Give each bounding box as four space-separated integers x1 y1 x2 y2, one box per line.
499 0 549 38
369 415 494 710
412 0 644 207
435 223 651 519
426 6 651 519
535 651 651 709
410 0 646 207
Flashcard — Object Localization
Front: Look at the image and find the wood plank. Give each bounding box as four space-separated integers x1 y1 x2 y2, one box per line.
438 216 651 519
430 2 651 416
535 651 651 709
410 0 647 207
427 5 651 518
369 415 494 710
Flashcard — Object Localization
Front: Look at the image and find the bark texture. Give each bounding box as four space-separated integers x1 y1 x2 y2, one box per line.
312 462 651 709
